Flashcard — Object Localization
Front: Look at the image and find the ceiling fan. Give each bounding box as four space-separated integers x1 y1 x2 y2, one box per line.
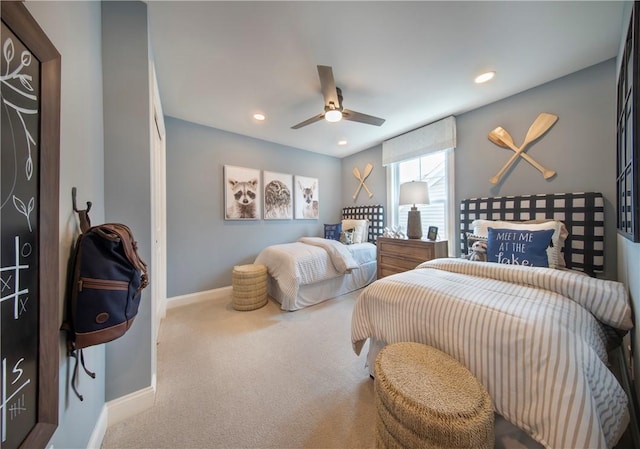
291 65 386 129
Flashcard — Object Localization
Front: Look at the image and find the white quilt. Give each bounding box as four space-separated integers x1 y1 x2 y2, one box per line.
351 258 633 449
255 239 376 311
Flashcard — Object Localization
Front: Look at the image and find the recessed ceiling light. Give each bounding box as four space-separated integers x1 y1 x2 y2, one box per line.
338 140 347 146
474 71 495 84
253 113 266 121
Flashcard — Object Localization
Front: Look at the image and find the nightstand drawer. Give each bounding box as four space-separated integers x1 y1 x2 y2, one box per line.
378 253 423 272
378 239 434 260
379 266 405 278
376 237 448 279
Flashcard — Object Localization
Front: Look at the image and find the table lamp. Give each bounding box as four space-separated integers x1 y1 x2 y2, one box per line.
399 181 430 239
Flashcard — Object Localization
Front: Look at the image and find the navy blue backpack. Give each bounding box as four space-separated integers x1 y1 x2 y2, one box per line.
62 194 148 400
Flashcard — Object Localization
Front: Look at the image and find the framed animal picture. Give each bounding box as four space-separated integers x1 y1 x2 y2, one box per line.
263 171 293 220
224 165 261 220
294 175 319 219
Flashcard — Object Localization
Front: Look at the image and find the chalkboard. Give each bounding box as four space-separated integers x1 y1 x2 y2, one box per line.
1 20 41 449
1 3 60 448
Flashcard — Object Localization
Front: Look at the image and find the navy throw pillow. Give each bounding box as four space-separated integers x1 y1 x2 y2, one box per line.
487 227 554 267
324 223 342 240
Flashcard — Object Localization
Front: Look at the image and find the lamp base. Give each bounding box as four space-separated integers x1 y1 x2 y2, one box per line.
407 208 422 239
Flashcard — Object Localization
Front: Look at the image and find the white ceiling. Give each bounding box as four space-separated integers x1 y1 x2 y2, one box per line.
148 1 626 158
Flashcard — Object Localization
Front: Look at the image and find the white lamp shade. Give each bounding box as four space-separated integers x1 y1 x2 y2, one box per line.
399 181 430 206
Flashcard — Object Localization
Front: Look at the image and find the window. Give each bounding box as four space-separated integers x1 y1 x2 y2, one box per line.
382 116 456 252
387 148 455 251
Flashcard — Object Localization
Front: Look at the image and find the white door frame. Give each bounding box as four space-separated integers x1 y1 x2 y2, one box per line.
150 65 167 387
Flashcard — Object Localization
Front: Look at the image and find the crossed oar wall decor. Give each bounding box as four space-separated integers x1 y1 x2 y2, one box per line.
488 112 558 184
353 163 373 199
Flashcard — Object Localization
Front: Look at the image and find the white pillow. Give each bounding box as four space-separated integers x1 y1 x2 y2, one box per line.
471 219 568 268
341 219 369 244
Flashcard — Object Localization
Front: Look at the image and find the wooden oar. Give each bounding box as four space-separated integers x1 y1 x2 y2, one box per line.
488 131 556 179
489 113 558 184
352 163 374 199
360 163 374 197
353 167 364 199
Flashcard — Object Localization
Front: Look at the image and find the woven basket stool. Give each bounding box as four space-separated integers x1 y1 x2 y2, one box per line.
232 264 268 311
374 342 494 449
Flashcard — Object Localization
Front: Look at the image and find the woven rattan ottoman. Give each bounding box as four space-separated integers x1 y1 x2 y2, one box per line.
232 264 268 311
374 342 494 449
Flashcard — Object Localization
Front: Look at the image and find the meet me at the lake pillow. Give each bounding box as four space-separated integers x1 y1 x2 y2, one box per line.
487 227 555 267
471 219 568 268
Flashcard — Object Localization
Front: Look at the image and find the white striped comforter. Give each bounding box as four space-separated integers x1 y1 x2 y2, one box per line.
255 239 376 311
351 258 633 449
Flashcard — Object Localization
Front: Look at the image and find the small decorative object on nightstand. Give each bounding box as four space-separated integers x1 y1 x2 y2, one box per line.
399 181 429 239
377 237 448 279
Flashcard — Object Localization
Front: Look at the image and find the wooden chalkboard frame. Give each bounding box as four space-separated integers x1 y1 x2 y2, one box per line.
1 2 60 448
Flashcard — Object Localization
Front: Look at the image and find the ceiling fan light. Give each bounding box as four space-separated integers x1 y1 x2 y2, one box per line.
325 109 342 123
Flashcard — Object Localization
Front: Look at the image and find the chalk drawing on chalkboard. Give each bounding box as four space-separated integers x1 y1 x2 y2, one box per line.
1 357 31 443
1 37 37 186
9 395 26 419
11 196 34 232
0 236 30 319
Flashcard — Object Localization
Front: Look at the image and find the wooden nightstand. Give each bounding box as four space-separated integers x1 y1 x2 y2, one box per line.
377 237 448 279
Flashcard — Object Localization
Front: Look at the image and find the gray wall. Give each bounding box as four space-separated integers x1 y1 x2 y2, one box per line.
343 60 619 279
102 1 154 401
616 0 640 408
455 59 618 280
166 117 342 297
25 2 106 448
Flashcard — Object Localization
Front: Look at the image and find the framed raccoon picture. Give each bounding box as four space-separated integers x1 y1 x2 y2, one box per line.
294 175 319 219
224 165 261 220
263 171 293 220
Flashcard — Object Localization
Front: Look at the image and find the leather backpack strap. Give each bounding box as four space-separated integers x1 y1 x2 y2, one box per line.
78 210 91 233
101 223 150 290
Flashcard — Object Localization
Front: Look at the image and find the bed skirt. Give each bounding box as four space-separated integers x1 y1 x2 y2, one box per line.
269 260 376 311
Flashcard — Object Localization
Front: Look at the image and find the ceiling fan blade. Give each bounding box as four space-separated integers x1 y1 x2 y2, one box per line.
291 113 325 129
342 109 385 126
317 65 340 109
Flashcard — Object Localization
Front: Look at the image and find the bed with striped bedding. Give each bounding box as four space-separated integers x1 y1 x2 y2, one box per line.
351 258 633 449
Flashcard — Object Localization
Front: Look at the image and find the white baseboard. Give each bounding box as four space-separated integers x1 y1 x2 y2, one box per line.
106 384 156 427
86 404 108 449
166 285 232 309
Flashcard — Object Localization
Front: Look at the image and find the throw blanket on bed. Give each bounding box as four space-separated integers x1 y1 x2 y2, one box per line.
351 258 632 449
298 237 359 273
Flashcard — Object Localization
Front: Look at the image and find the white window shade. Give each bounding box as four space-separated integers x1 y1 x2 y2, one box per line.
382 115 456 166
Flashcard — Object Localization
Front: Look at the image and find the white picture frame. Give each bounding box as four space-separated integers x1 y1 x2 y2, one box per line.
263 171 293 220
224 165 261 220
294 175 319 219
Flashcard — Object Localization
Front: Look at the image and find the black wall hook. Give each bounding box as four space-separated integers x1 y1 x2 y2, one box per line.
72 187 92 214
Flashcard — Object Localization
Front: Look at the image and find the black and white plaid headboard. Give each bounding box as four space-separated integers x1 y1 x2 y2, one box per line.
342 205 385 244
460 192 604 275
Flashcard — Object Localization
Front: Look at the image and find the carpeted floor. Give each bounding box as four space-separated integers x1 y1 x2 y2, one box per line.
101 290 634 449
101 291 377 449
